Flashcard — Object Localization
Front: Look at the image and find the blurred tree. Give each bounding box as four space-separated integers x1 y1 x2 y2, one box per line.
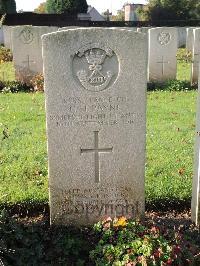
0 0 16 14
46 0 88 14
139 0 200 21
34 2 47 14
111 9 125 21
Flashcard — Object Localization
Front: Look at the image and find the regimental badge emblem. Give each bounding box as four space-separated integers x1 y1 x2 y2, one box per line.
19 28 34 44
157 32 171 46
73 43 119 92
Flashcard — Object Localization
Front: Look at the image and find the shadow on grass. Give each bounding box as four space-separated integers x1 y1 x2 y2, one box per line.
0 209 94 266
0 198 192 218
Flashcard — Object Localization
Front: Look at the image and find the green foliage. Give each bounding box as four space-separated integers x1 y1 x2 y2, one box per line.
176 48 192 63
0 0 16 14
90 217 199 265
0 210 91 265
46 0 88 14
0 80 32 93
0 212 199 265
112 9 125 21
0 45 12 63
140 0 200 21
148 80 193 92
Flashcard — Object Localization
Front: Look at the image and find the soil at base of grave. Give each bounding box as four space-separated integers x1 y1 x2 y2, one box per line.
3 207 200 265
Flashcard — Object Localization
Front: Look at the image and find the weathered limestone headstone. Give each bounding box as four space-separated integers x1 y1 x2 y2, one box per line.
148 27 178 82
12 26 58 83
0 27 4 45
42 28 147 225
191 28 200 85
192 65 200 225
177 27 186 48
186 27 196 52
3 26 12 50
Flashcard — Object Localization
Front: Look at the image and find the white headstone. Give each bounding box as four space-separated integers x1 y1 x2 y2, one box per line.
148 27 178 82
0 27 4 45
12 26 58 83
186 27 196 52
191 28 200 85
177 27 186 48
192 64 200 225
42 28 148 225
3 26 12 50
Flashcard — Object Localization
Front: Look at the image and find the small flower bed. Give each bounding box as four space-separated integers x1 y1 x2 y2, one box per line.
90 217 199 265
30 73 44 92
0 45 13 63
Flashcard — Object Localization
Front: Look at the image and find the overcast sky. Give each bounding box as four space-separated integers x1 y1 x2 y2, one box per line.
16 0 147 14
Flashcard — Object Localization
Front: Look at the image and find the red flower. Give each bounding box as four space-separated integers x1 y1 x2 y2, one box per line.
166 258 173 265
154 249 161 258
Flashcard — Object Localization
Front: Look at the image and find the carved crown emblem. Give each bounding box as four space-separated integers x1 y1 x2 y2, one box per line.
158 32 171 46
19 28 34 44
85 50 106 66
74 43 117 92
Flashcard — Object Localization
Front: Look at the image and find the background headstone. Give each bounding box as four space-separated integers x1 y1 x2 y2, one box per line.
0 27 4 45
12 26 58 83
186 27 196 52
192 64 200 225
148 27 178 82
42 28 148 225
177 27 186 48
191 28 200 85
3 26 12 50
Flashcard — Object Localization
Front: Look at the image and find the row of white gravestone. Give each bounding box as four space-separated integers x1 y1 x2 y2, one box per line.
3 25 182 84
1 24 199 225
4 24 200 84
148 27 200 84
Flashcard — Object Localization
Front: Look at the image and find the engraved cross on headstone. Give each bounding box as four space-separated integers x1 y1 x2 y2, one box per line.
157 56 170 75
80 131 113 183
22 55 35 70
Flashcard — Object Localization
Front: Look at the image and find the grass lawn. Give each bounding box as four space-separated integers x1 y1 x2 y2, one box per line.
177 61 191 81
0 90 197 207
0 62 15 81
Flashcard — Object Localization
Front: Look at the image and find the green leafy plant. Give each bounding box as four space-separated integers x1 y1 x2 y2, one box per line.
148 79 194 92
176 48 192 63
90 217 199 265
0 80 33 93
